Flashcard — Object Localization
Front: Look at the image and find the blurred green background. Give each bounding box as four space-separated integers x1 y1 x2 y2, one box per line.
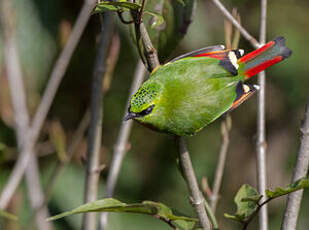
0 0 308 229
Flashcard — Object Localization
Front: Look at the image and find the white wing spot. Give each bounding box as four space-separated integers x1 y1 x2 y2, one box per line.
228 51 239 69
239 49 244 56
243 84 250 93
253 84 260 90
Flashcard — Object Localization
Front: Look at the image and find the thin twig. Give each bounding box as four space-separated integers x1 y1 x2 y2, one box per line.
281 101 309 230
25 110 90 230
256 0 268 229
210 115 231 213
26 33 120 229
24 159 52 230
46 111 89 197
211 0 260 48
130 0 160 71
82 12 114 230
36 33 119 216
99 60 147 229
177 138 211 230
0 0 97 210
0 1 52 229
204 200 219 229
138 22 160 71
241 196 274 230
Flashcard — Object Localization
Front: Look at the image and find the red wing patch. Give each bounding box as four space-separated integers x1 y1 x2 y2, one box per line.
169 45 225 62
193 50 229 60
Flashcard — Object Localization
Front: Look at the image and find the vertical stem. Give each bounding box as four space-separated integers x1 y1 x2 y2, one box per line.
99 60 146 229
177 137 211 230
256 0 268 229
281 102 309 230
82 12 113 230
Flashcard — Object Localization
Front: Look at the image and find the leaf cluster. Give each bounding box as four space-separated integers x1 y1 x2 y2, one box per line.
225 177 309 229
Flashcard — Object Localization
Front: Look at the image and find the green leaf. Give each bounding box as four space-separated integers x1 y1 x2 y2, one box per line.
94 1 141 13
0 209 18 221
266 177 309 199
241 194 263 203
136 0 195 62
144 10 165 29
224 184 260 223
48 198 198 230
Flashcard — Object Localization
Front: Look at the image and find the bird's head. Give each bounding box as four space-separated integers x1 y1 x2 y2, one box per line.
124 82 161 122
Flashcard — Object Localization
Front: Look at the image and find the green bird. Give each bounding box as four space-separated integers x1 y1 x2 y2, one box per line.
125 37 292 136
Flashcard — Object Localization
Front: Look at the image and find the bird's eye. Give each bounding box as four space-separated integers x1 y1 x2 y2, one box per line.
138 104 155 117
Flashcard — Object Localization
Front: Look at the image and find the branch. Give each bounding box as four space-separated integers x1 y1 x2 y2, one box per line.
210 115 231 212
177 138 211 230
281 102 309 230
0 0 96 210
0 1 52 229
256 0 268 229
211 0 260 48
130 0 160 71
27 34 120 226
99 59 147 229
82 12 114 230
129 1 211 228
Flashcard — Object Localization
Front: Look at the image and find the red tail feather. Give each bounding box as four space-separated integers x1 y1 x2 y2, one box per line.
238 37 292 79
238 41 275 63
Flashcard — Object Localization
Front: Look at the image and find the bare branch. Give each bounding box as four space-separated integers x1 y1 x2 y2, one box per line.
210 115 231 212
211 0 260 48
281 102 309 230
177 137 211 230
130 0 160 72
138 22 160 71
0 0 96 210
256 0 268 229
0 1 52 229
82 12 114 230
24 159 52 230
99 60 147 229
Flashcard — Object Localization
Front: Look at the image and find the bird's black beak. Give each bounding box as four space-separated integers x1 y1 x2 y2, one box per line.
123 112 136 121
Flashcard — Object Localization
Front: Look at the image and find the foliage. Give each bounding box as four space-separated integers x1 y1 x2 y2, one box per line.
266 177 309 199
224 184 261 222
94 1 142 12
48 198 200 230
94 0 195 62
225 177 309 228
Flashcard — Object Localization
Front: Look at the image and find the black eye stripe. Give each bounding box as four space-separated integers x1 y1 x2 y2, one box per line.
137 104 155 117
